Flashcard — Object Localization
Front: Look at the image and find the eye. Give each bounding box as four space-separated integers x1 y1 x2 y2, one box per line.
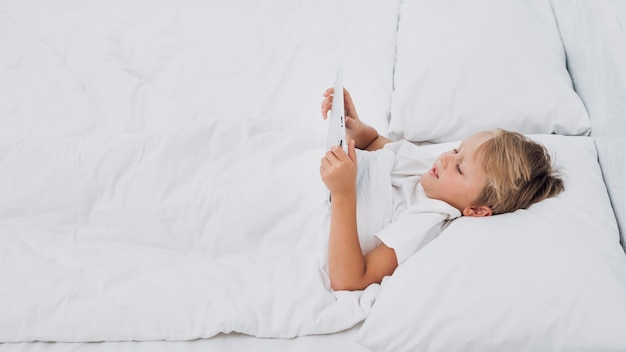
453 148 459 154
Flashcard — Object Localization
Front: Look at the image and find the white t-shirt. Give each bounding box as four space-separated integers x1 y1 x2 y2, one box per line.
355 140 460 264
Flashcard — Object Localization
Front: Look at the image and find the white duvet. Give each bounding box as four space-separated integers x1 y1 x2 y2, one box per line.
0 119 388 341
0 0 399 342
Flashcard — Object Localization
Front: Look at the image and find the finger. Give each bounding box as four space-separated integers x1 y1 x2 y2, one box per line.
342 88 357 116
347 140 357 163
321 156 330 168
343 88 354 106
343 87 351 98
345 115 355 128
325 150 340 163
319 165 329 180
330 145 348 160
321 98 332 119
323 87 334 97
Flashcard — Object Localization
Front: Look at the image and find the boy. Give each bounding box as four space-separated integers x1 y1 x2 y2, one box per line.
320 88 564 291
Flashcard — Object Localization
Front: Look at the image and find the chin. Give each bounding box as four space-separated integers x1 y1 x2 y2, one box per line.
421 185 434 199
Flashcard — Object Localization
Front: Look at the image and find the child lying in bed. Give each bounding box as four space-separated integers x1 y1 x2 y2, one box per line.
320 87 564 291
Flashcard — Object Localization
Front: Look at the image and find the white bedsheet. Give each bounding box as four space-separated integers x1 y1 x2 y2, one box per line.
0 325 369 352
0 119 384 341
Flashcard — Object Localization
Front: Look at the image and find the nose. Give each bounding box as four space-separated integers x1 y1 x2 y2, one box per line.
440 153 453 169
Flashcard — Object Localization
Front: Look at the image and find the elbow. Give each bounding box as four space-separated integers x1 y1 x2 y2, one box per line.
330 276 367 292
330 280 350 291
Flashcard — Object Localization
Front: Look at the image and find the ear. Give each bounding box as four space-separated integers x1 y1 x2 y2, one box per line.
462 205 493 217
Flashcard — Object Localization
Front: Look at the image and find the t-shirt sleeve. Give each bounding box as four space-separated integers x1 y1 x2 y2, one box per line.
375 198 460 264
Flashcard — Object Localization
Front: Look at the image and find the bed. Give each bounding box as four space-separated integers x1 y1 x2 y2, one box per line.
0 0 624 351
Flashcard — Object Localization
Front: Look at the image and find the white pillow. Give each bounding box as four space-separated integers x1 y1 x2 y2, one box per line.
389 0 592 143
356 135 626 352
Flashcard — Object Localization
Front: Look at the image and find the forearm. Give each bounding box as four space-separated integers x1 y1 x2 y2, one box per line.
364 134 393 151
354 124 392 151
327 193 367 291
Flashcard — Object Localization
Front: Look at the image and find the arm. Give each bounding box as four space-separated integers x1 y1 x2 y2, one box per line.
320 141 398 291
321 88 393 151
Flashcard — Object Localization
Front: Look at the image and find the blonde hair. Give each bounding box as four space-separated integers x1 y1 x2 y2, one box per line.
473 129 564 215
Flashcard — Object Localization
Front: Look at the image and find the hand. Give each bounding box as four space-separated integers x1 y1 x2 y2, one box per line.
321 87 360 128
320 140 357 197
321 88 380 150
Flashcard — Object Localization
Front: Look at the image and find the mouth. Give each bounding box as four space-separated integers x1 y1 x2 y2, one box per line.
430 166 439 179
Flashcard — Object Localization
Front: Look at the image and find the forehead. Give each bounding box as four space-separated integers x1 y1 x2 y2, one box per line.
458 133 495 178
460 131 493 153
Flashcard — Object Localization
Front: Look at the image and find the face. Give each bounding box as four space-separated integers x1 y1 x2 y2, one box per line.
420 131 493 216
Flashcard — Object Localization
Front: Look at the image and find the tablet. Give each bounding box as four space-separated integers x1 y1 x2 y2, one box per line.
326 66 347 152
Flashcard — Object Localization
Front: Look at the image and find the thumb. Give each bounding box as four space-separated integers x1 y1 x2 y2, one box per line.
348 140 357 163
